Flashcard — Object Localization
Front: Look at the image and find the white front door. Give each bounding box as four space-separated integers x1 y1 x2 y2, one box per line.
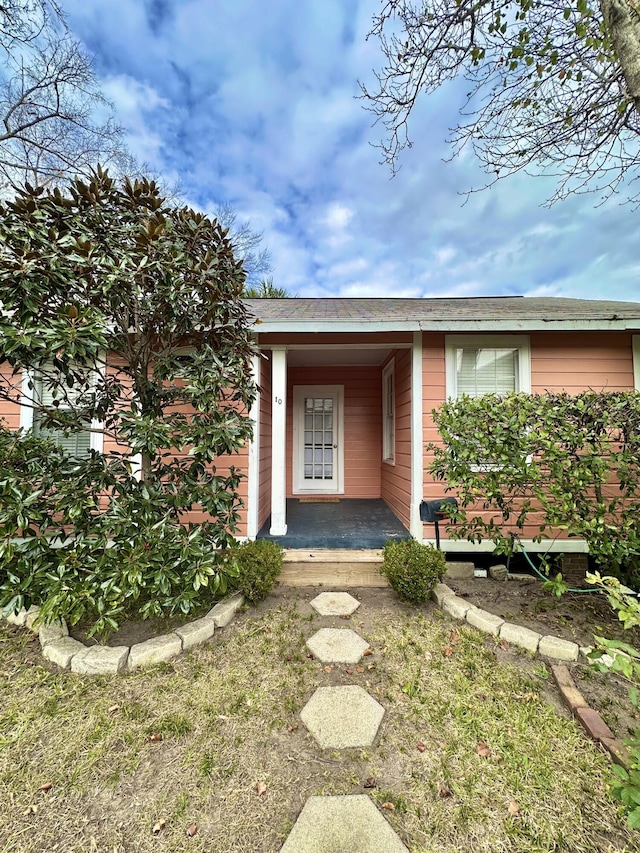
293 385 344 494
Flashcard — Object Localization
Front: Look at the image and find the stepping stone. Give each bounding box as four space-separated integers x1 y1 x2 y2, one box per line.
280 795 408 852
300 685 384 749
310 591 360 616
306 628 369 664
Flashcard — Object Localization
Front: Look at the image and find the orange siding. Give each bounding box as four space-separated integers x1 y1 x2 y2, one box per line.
531 331 634 392
422 333 447 515
0 362 23 430
258 352 272 531
2 357 250 535
286 365 382 498
380 350 412 529
422 330 636 543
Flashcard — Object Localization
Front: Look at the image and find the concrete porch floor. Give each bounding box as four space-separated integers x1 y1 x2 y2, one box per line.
257 498 411 550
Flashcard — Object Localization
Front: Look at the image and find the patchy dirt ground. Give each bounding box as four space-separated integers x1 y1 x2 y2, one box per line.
70 571 640 745
2 584 639 853
446 573 640 744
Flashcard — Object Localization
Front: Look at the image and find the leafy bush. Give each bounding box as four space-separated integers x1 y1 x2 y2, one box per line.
381 539 446 604
232 540 283 604
430 391 640 587
585 572 640 829
0 426 238 638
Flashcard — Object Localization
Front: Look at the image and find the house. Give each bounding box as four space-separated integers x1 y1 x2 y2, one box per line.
242 296 640 562
4 295 640 569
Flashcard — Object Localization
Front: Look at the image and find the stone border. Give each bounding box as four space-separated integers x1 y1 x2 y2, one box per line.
432 582 580 660
1 592 244 675
432 582 631 768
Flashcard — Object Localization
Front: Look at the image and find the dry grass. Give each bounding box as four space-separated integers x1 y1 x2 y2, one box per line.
0 588 637 853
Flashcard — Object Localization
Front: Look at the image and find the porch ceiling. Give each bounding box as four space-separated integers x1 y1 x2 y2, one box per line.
286 347 392 367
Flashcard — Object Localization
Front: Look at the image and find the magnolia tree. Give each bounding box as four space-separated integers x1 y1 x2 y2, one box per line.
429 391 640 585
0 170 256 635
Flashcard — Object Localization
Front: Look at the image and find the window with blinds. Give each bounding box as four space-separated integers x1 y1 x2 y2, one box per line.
455 347 519 397
31 368 93 458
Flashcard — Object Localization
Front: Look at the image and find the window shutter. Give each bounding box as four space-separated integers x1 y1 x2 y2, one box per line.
456 348 518 397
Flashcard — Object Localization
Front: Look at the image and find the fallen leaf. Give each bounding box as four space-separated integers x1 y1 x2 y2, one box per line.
508 799 521 816
323 666 332 674
476 741 492 758
423 651 432 661
39 782 53 792
443 646 454 657
256 780 267 797
416 741 426 753
381 801 395 811
345 668 353 675
514 692 537 704
23 804 38 815
439 783 453 799
152 819 166 835
499 640 509 650
356 665 365 673
145 733 163 743
363 777 377 789
108 704 120 714
366 664 375 671
449 631 460 644
363 648 373 656
185 821 198 837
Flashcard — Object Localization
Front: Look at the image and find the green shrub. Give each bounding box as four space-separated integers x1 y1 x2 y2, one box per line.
233 540 283 604
381 539 446 604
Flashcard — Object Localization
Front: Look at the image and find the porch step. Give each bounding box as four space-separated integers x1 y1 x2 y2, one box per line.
278 551 477 588
279 549 387 588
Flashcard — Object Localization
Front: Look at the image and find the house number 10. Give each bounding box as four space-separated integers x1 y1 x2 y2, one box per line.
274 396 283 405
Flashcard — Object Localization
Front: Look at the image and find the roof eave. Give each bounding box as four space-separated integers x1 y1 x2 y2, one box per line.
250 318 640 333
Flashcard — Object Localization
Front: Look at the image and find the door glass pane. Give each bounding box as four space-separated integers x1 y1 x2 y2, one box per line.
303 396 335 480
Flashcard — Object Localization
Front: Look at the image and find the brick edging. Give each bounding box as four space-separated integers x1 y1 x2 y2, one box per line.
1 592 245 675
551 664 631 769
432 582 631 769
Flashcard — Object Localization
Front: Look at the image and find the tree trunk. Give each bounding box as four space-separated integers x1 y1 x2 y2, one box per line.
601 0 640 120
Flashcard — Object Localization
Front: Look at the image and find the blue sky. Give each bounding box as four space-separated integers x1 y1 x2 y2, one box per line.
61 0 640 301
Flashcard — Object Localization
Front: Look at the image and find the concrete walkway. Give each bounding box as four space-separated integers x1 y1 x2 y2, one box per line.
281 592 408 852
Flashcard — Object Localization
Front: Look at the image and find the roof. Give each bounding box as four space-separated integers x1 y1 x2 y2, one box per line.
243 296 640 333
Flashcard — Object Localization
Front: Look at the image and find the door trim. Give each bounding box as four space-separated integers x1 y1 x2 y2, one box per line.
292 385 344 494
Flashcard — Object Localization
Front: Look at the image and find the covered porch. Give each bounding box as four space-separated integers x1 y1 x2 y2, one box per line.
246 331 425 548
257 498 411 549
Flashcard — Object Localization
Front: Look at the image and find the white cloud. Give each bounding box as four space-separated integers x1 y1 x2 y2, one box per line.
59 0 640 305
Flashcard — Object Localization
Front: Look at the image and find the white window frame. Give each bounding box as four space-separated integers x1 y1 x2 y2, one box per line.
445 335 531 399
382 358 395 464
20 364 104 455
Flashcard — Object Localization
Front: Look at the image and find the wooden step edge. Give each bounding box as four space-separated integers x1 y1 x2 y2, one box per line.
282 548 383 563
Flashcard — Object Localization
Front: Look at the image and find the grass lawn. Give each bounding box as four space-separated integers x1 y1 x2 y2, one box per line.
0 587 636 853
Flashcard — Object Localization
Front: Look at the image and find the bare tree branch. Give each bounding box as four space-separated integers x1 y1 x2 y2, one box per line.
0 0 133 193
362 0 640 204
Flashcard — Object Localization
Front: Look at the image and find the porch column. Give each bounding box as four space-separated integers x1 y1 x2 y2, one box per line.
410 331 424 539
246 352 261 540
270 346 288 535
